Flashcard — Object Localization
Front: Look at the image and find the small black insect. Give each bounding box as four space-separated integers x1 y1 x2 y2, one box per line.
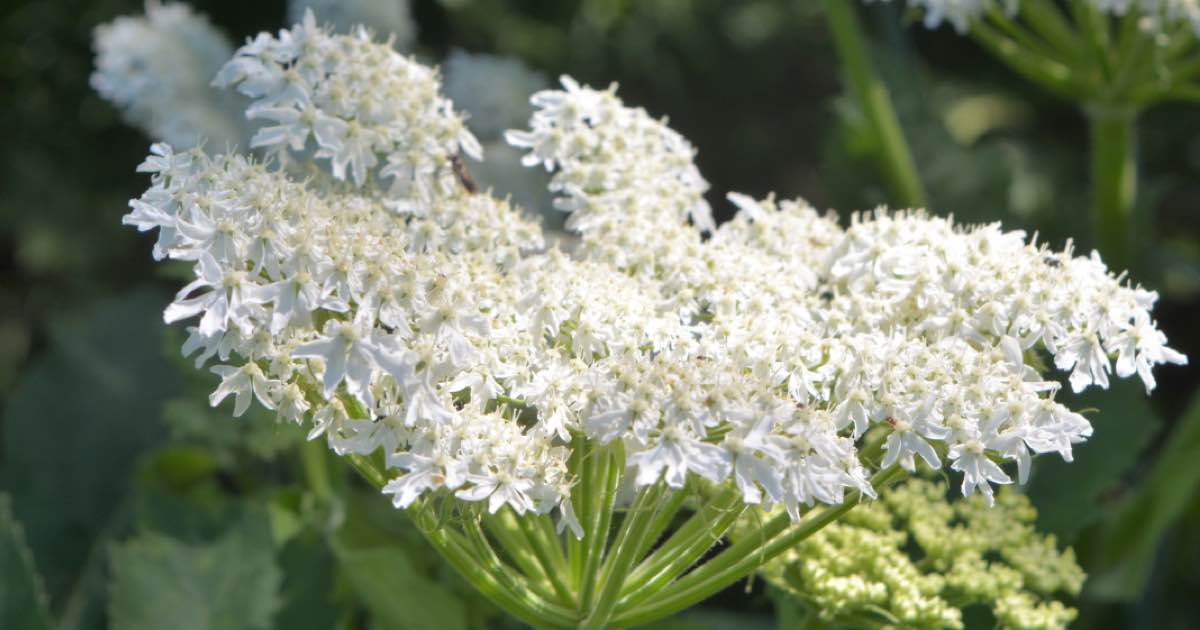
450 154 478 194
1043 256 1061 268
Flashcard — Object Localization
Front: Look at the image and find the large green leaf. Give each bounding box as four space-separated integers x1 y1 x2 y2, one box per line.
332 533 468 630
0 493 53 630
1027 379 1163 540
109 512 282 630
0 290 181 616
271 532 340 630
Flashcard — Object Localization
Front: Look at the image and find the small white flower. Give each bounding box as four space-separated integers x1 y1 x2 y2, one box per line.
209 362 276 416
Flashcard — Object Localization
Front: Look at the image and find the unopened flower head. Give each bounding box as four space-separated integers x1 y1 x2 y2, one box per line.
91 2 249 149
121 16 1183 535
753 478 1084 629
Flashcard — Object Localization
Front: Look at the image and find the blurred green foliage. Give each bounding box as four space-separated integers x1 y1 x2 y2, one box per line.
1 1 1199 628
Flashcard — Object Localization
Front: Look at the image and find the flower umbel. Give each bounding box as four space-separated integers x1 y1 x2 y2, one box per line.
114 13 1184 628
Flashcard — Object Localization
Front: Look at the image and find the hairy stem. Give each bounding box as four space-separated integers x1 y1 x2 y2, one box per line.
824 0 928 208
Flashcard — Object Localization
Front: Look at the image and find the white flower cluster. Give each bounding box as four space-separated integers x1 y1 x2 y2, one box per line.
213 11 480 206
90 2 248 149
125 18 1182 533
507 77 1184 507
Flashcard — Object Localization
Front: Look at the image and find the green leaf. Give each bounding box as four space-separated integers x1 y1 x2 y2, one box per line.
0 493 53 630
331 534 468 630
271 533 340 630
109 511 282 630
129 448 243 544
1087 390 1200 601
0 290 181 616
1026 379 1163 540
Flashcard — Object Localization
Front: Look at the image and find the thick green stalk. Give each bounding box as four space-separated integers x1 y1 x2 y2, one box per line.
823 0 927 208
1087 106 1137 268
614 467 906 627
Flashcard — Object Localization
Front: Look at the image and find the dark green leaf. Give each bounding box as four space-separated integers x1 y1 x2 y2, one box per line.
271 533 340 630
1 290 181 611
0 493 53 630
1087 390 1200 600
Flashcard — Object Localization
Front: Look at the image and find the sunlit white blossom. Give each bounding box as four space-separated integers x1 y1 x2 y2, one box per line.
118 16 1183 528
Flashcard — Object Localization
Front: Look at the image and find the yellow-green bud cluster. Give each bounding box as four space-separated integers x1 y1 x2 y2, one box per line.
753 478 1083 629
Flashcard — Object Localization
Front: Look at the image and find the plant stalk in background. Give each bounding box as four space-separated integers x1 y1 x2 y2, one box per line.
824 0 929 209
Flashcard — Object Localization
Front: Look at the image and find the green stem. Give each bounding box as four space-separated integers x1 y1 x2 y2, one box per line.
1020 0 1084 61
582 482 666 628
344 455 577 629
824 0 927 208
628 485 688 564
482 511 560 603
532 513 570 576
578 442 622 612
614 467 906 627
1087 105 1138 268
618 485 743 605
567 433 589 590
1071 0 1114 81
985 7 1075 68
517 513 576 605
300 439 334 501
970 20 1080 99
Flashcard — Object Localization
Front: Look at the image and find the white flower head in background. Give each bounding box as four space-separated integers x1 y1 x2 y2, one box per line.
442 50 558 227
444 50 550 140
877 0 1200 37
288 0 416 50
91 1 249 149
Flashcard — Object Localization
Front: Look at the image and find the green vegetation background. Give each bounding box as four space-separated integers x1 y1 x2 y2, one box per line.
1 1 1198 628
